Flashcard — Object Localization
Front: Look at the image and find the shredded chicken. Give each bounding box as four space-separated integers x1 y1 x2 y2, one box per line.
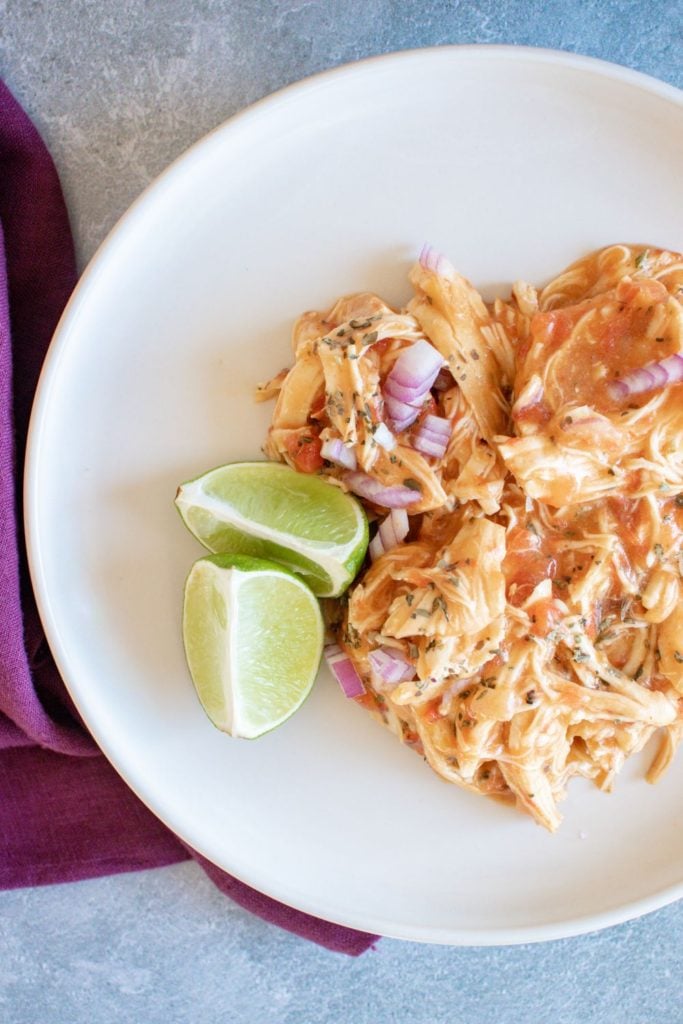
260 243 683 831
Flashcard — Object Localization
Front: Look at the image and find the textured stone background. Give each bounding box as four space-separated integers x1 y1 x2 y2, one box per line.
1 0 681 268
1 2 682 1022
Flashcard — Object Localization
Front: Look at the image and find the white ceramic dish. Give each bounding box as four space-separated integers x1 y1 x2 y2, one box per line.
26 46 683 944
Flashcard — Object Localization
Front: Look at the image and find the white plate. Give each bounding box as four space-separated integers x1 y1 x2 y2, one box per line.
26 46 683 944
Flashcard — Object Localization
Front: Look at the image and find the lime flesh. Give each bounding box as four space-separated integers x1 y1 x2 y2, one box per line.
175 461 368 597
182 553 323 739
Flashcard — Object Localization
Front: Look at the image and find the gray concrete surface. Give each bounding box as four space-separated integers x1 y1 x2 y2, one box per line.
1 1 682 1021
0 860 682 1024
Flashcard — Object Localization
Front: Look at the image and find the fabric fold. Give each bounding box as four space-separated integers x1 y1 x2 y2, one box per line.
0 77 377 956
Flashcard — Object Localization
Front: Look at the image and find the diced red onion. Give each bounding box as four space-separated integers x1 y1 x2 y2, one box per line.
384 376 427 405
343 471 422 508
383 394 420 432
369 646 415 685
368 534 385 561
412 414 451 459
389 340 444 392
417 431 449 450
420 414 451 439
385 339 444 428
412 435 446 458
383 340 444 430
320 437 357 470
607 353 683 401
373 422 396 451
369 509 409 561
418 243 455 278
419 426 449 445
385 507 409 545
324 643 365 698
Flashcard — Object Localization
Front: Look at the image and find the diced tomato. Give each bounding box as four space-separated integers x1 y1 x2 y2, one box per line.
530 599 562 637
284 432 324 473
597 314 630 353
503 524 556 605
309 390 327 420
615 277 668 306
373 337 393 357
513 398 552 428
423 697 444 723
516 336 533 364
480 652 505 676
529 308 575 354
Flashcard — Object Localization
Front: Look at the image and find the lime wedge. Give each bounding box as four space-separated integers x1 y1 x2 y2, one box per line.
182 553 323 738
175 461 368 597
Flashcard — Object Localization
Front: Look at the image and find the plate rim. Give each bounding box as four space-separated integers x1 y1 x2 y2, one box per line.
24 43 683 945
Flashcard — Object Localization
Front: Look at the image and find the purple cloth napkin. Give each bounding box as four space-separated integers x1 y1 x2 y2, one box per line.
0 79 376 957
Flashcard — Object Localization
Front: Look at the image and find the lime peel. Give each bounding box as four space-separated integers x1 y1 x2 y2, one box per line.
175 461 368 597
182 553 324 739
